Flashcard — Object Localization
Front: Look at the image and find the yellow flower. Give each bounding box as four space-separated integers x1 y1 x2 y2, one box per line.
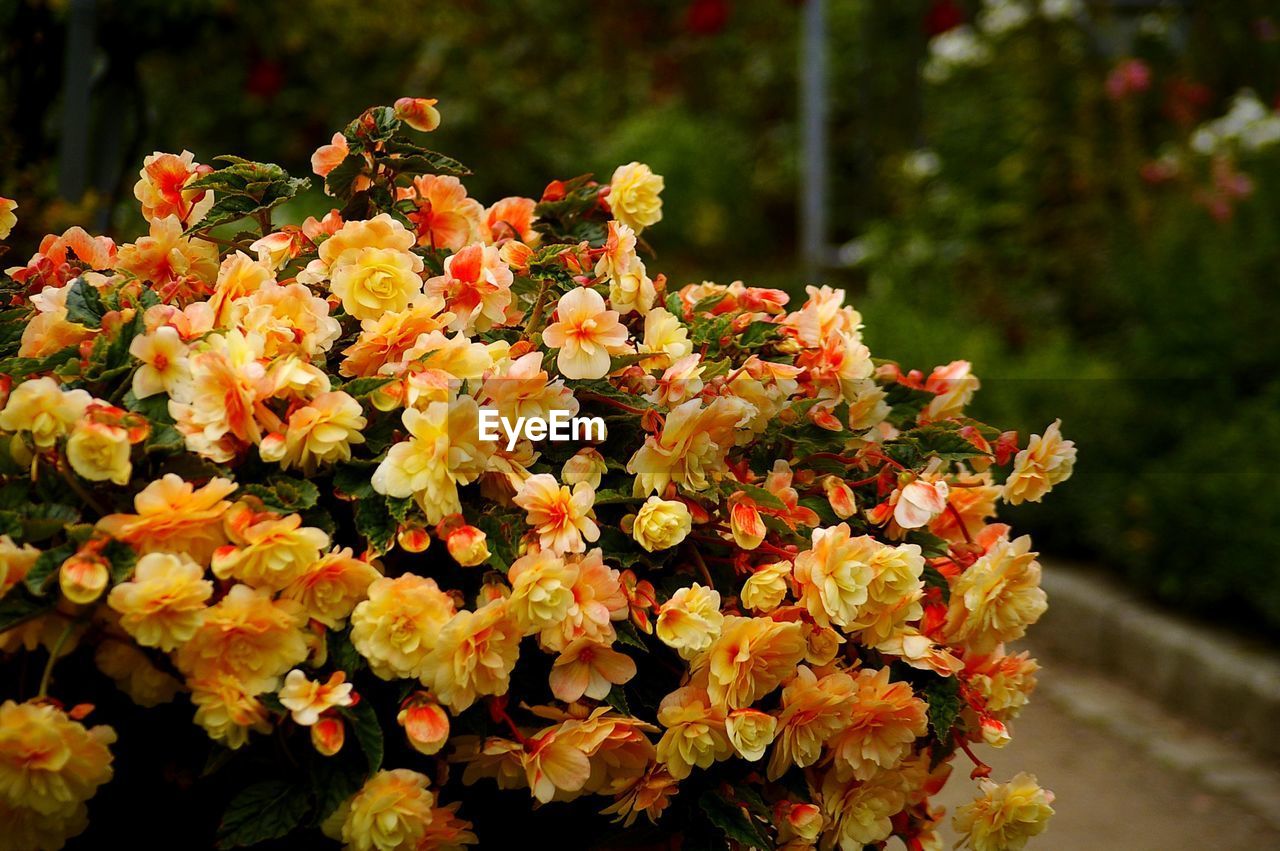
0 197 15 240
740 561 791 613
1003 419 1076 505
371 396 493 525
0 798 90 851
188 671 272 749
339 294 453 378
57 549 108 605
561 448 607 489
212 502 331 591
513 474 600 555
953 772 1055 851
394 97 442 132
608 162 664 232
0 700 115 816
278 670 355 726
944 535 1047 653
94 640 182 707
655 583 723 660
596 220 656 316
827 667 928 781
922 359 980 422
299 213 417 284
207 250 275 324
107 551 213 650
350 575 455 680
631 497 691 552
638 307 693 368
541 287 631 379
655 687 730 780
965 647 1040 719
228 281 342 358
422 600 522 712
331 246 425 320
444 524 490 567
530 549 628 652
506 549 576 635
0 377 92 449
793 523 877 629
116 214 219 298
281 547 381 629
725 708 778 762
767 666 856 781
627 396 747 496
340 768 438 851
0 536 39 600
272 390 367 474
96 474 236 564
548 638 637 703
847 543 926 646
176 584 308 693
129 326 191 399
700 616 807 710
820 765 911 848
65 419 132 485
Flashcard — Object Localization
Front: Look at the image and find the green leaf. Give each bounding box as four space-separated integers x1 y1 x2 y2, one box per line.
216 780 311 849
324 153 370 200
333 463 377 500
922 675 964 748
613 620 649 653
186 160 309 231
308 759 362 826
922 564 951 604
911 422 991 461
353 495 397 556
736 320 781 349
243 476 320 513
727 480 786 511
326 626 366 675
604 686 631 715
25 543 74 597
337 376 395 398
700 790 772 849
64 278 106 327
341 699 384 774
378 139 471 177
104 539 138 585
0 590 55 632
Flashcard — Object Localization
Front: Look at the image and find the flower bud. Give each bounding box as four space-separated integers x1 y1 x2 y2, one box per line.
561 448 607 490
894 479 950 529
740 561 790 613
499 240 534 272
393 97 441 132
397 525 432 553
446 525 490 567
981 716 1010 748
729 496 765 550
777 802 824 843
632 497 692 552
397 693 450 756
259 432 287 463
725 709 777 761
311 716 345 756
59 553 109 604
824 477 857 519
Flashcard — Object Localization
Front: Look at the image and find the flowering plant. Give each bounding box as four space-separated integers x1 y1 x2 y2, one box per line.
0 100 1071 850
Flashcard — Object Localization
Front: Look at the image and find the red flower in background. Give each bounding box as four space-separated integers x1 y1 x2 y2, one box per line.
1105 58 1152 101
684 0 729 36
1163 77 1213 128
924 0 965 37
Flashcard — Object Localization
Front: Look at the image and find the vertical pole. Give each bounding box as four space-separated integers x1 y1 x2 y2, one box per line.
799 0 829 280
58 0 96 202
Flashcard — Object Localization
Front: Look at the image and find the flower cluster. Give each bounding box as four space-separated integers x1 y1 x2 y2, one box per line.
0 101 1069 850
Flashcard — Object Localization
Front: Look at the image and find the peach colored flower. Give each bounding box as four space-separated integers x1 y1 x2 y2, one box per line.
339 294 452 377
394 97 441 132
5 226 116 291
725 708 778 762
331 246 425 321
133 150 213 226
767 666 856 781
0 376 93 449
700 615 807 710
627 396 747 496
655 687 730 780
339 768 438 851
228 281 342 358
534 549 628 652
485 196 538 244
1003 419 1076 505
945 534 1047 653
398 693 450 756
741 561 792 613
107 551 213 650
278 670 354 725
0 536 39 600
312 716 346 757
793 523 878 629
280 547 380 629
176 584 308 693
299 213 417 284
0 699 115 817
273 390 366 474
311 132 349 178
655 583 723 660
827 667 928 781
94 640 182 707
931 472 999 543
116 215 219 303
422 600 522 712
212 501 331 591
513 474 600 555
548 638 637 702
96 474 237 564
953 772 1054 851
66 419 132 485
129 325 191 399
405 174 485 251
638 306 692 367
425 242 513 333
922 360 980 422
0 197 15 240
541 287 631 379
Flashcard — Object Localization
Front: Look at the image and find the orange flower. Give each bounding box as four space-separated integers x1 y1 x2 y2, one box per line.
311 132 350 178
767 666 856 781
278 670 354 726
485 196 538 244
827 667 928 781
176 584 308 693
133 150 214 226
394 97 441 132
699 616 807 710
405 174 485 250
116 215 219 303
425 242 513 333
96 474 237 564
398 692 450 755
422 600 523 712
338 294 453 377
212 501 331 591
280 546 380 628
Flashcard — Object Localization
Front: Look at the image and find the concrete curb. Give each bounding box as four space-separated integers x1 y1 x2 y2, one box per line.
1034 561 1280 761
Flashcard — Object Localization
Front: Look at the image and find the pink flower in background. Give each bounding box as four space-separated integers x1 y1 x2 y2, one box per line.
1105 58 1152 101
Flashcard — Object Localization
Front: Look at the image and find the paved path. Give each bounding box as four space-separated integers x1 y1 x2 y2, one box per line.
932 646 1280 851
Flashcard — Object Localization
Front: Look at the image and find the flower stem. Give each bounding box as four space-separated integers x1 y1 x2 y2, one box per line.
37 620 76 699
